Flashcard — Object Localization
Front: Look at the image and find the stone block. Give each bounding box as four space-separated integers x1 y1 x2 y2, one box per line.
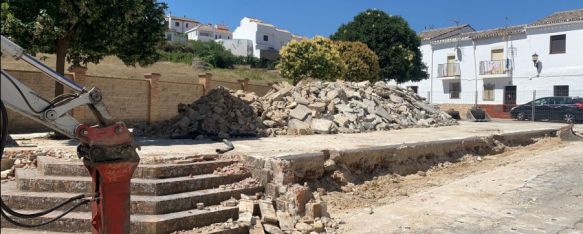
259 200 278 224
276 211 296 231
263 223 284 234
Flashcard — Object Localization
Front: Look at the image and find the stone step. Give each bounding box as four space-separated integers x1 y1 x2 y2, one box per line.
0 205 239 234
16 169 251 196
37 156 237 179
2 181 262 214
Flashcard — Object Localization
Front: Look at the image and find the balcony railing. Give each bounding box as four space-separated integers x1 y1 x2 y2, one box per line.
437 63 460 78
479 59 512 75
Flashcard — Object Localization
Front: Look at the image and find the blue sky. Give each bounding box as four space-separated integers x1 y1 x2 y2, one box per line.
164 0 582 37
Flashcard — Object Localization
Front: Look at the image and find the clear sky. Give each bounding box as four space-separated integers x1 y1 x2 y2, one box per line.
164 0 582 37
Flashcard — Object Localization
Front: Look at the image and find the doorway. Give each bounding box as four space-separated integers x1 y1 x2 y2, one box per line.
503 86 517 112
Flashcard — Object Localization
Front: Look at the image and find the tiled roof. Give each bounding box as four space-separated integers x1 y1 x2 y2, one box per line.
168 15 199 23
465 25 526 39
529 9 583 27
419 24 472 40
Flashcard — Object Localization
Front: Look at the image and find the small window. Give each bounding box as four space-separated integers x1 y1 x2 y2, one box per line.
215 35 218 39
407 86 418 94
175 21 180 27
483 84 494 101
219 35 222 39
554 85 569 96
263 35 269 41
185 23 189 28
228 36 230 39
449 82 461 99
550 34 566 54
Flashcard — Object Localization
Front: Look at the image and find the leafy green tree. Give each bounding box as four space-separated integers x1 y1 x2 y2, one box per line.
334 41 380 82
278 36 346 84
1 0 167 96
331 9 428 83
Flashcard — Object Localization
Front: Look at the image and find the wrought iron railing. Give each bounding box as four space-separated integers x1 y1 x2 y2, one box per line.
479 59 512 75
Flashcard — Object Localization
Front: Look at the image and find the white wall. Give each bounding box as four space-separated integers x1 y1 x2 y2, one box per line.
233 18 293 58
217 39 254 57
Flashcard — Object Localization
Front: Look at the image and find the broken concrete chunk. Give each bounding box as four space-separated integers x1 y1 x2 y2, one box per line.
276 211 296 231
310 119 334 134
295 222 314 234
258 200 278 224
289 104 311 120
262 223 284 234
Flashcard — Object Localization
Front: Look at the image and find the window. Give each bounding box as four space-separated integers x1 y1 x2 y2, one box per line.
175 21 180 27
550 34 566 54
491 49 504 61
449 82 461 99
407 86 418 94
228 36 231 39
534 97 552 106
219 35 222 39
554 85 569 96
483 84 494 101
200 32 210 37
263 35 269 41
215 35 218 39
185 23 189 28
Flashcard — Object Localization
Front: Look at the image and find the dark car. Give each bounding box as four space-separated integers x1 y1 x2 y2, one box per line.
510 96 583 123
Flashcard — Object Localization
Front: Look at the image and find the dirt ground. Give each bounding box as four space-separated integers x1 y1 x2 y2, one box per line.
332 139 583 233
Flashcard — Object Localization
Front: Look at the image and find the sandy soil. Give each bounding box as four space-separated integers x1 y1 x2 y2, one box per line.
333 139 583 233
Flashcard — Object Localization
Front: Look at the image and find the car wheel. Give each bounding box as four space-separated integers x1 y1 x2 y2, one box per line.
563 113 575 123
516 112 527 121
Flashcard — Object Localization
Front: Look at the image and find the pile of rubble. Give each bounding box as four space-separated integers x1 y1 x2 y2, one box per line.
136 80 456 138
256 81 457 136
176 183 339 234
134 87 261 138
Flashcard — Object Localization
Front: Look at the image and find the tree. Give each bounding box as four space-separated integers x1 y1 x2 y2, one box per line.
2 0 167 96
331 9 428 83
278 36 346 84
334 41 380 82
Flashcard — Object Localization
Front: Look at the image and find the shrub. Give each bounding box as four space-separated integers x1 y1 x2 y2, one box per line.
334 41 380 82
278 36 346 84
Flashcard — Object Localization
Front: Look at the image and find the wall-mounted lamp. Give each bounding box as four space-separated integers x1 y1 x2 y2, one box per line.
532 53 542 77
532 53 539 67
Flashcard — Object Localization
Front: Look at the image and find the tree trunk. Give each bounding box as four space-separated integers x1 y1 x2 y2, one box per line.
54 39 68 97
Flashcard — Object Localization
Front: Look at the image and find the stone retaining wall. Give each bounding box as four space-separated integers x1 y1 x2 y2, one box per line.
4 68 271 133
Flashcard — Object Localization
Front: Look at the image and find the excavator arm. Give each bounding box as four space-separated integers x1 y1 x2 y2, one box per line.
1 35 139 234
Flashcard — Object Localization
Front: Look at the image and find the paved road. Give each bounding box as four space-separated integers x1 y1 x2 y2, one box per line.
341 141 583 234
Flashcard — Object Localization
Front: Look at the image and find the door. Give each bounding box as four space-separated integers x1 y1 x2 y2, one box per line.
503 86 516 112
447 55 456 76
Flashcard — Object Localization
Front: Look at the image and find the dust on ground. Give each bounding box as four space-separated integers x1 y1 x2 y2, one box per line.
322 137 567 215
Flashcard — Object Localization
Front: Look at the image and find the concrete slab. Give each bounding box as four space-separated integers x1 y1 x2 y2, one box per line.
4 120 570 161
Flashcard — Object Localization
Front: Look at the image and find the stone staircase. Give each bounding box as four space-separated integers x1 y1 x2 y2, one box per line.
1 156 263 233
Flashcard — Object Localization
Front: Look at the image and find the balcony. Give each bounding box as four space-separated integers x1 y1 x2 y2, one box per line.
479 59 512 77
437 63 460 78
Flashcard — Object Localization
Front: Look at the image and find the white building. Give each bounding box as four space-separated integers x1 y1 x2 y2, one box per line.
233 17 295 60
165 15 199 33
400 9 583 118
164 15 200 43
186 24 233 42
216 39 254 57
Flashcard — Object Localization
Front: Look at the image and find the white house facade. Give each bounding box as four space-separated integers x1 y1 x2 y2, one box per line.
186 24 233 42
400 9 583 118
164 15 199 44
233 17 295 60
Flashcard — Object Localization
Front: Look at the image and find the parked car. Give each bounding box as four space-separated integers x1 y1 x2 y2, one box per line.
510 96 583 123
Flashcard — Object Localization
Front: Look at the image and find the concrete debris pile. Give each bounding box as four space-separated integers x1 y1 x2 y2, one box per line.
235 184 340 234
134 87 261 138
136 80 456 138
256 80 457 136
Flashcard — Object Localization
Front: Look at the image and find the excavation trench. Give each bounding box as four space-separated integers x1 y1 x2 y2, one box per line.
244 128 563 197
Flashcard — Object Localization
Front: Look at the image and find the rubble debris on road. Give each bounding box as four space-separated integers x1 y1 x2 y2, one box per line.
135 80 456 138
